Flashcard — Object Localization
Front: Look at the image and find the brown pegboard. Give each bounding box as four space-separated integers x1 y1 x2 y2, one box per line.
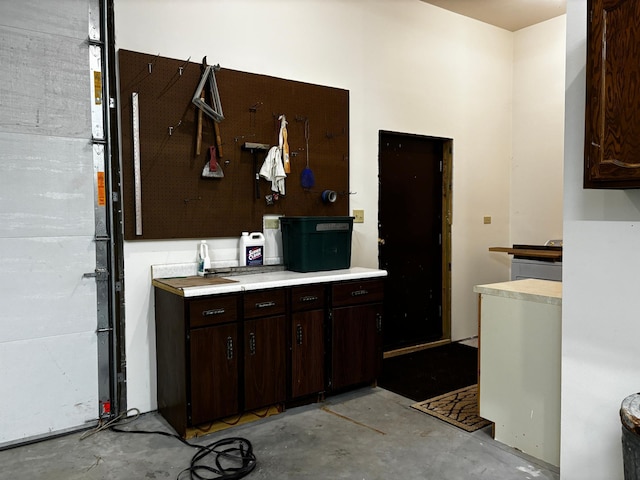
119 50 349 240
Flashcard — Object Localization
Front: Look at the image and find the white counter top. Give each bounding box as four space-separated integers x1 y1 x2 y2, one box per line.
473 278 562 306
151 265 387 297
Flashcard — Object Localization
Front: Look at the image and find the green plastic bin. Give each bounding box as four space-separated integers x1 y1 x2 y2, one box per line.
280 216 354 272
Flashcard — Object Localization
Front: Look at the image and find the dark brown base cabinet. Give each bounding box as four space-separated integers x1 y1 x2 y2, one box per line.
290 285 326 399
154 277 384 436
329 280 384 391
154 289 241 436
189 322 239 425
242 289 287 411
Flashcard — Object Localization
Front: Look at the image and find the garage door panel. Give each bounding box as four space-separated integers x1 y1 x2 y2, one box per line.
0 26 90 138
0 134 94 238
0 331 98 446
0 0 91 39
0 236 97 343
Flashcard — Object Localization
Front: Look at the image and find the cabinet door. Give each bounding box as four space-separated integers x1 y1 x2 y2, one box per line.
291 309 324 398
331 303 383 391
189 323 239 425
585 0 640 187
244 315 286 410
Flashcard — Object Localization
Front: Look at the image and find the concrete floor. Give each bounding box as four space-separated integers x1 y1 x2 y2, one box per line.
0 387 559 479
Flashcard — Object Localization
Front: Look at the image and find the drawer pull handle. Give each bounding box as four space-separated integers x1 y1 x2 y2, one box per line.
202 308 225 316
255 301 276 309
249 332 256 355
351 289 369 297
376 313 383 333
226 337 234 360
300 295 319 302
296 324 303 345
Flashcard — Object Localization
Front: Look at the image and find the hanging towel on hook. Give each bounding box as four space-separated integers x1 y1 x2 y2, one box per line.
259 115 288 195
259 145 286 195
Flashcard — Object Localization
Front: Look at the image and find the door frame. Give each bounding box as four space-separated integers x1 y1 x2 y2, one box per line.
379 132 453 358
101 0 127 417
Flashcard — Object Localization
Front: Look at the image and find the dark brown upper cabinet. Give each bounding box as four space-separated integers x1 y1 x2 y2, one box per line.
585 0 640 188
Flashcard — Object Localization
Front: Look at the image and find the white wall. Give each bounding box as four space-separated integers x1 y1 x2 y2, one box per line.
512 16 565 246
114 0 540 413
561 1 640 478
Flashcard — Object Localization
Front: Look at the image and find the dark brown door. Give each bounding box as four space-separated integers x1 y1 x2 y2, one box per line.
378 131 445 350
290 309 324 398
331 303 382 390
189 323 239 424
244 316 286 410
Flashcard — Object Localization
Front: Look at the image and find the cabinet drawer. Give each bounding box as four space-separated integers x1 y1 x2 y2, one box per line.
331 279 384 307
189 295 238 328
290 285 325 312
243 289 286 319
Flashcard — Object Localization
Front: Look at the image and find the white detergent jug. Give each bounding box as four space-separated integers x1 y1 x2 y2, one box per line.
239 232 265 266
197 240 211 276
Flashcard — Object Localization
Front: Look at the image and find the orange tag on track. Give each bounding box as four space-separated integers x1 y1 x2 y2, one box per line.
97 171 106 206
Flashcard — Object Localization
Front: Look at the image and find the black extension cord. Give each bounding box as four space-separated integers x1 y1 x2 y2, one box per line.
108 423 256 480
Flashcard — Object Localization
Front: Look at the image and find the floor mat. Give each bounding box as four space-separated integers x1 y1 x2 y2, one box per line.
411 384 492 432
378 342 478 402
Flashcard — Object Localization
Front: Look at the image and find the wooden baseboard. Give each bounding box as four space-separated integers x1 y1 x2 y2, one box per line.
185 404 283 439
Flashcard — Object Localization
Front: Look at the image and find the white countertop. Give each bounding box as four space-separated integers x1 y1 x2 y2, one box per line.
473 278 562 306
152 265 387 297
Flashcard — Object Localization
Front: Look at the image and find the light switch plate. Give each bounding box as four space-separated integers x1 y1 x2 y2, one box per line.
264 217 280 229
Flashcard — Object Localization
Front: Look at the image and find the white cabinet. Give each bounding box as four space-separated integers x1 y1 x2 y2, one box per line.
474 279 561 467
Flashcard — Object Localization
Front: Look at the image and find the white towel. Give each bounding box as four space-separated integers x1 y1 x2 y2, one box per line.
259 145 286 195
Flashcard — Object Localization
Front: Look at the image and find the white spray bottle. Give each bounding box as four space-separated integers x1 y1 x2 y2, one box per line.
197 240 211 276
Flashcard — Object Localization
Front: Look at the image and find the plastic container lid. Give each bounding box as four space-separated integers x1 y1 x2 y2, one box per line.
621 393 640 434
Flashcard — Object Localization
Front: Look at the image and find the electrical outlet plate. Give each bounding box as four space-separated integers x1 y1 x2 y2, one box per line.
483 216 492 224
353 209 364 223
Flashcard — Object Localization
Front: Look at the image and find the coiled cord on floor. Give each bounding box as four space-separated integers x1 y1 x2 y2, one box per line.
80 409 256 480
181 437 256 480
